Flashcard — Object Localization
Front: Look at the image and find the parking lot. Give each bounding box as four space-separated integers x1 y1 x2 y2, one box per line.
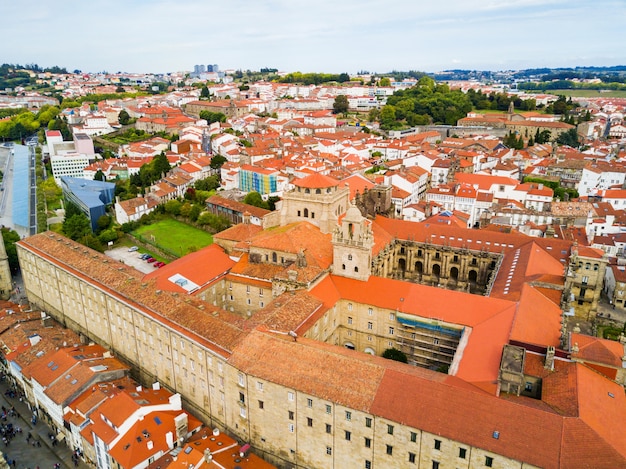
105 246 163 274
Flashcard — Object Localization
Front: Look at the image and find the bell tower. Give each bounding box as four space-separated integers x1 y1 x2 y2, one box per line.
332 203 374 281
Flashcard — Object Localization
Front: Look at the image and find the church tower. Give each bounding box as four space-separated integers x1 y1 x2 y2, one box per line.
332 202 374 281
0 233 13 300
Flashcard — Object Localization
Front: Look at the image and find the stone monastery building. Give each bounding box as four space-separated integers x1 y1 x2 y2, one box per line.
16 173 626 468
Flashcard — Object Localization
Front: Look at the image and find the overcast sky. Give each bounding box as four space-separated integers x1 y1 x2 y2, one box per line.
4 0 625 75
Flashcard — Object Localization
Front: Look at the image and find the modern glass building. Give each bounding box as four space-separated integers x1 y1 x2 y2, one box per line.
60 177 115 231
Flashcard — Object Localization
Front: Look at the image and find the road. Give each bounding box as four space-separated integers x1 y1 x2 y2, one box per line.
0 375 88 468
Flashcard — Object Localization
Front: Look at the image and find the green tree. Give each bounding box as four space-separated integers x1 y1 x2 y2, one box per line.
333 95 349 115
63 214 92 241
180 201 193 218
382 348 408 363
189 204 202 222
557 128 580 148
200 86 210 99
118 109 131 125
164 199 182 215
379 77 391 87
243 191 269 209
210 154 227 170
153 152 171 178
199 111 227 124
96 215 112 232
94 169 105 181
380 105 397 129
1 227 20 272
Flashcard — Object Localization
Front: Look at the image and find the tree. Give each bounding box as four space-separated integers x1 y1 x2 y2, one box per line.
153 151 171 178
333 95 349 115
118 110 131 125
200 86 210 99
63 214 92 241
1 227 20 272
210 154 227 170
94 169 105 181
557 128 580 148
379 77 391 87
382 348 408 363
96 215 112 232
243 191 269 209
164 199 182 216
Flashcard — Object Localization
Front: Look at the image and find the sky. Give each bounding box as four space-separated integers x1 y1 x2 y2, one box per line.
4 0 625 75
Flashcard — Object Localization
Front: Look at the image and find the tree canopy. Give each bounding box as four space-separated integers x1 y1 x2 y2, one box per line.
333 95 349 115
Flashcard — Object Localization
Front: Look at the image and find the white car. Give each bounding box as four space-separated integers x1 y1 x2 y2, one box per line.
128 246 139 252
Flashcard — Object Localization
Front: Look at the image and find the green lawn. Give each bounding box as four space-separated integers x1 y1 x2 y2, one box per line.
133 219 213 257
544 89 626 98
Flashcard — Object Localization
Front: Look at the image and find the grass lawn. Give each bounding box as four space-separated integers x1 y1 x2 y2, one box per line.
133 219 213 257
545 89 626 98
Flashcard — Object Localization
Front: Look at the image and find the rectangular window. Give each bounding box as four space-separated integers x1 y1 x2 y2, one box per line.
386 445 393 455
258 400 264 409
434 439 441 450
326 404 332 414
345 430 351 441
345 411 352 421
387 424 394 435
307 417 313 427
288 423 294 433
307 398 313 408
326 424 332 434
365 417 372 428
459 448 467 459
240 407 246 419
326 446 332 456
239 392 245 404
368 308 373 316
389 312 395 321
288 391 294 401
365 461 371 469
257 381 264 391
432 462 440 469
389 327 394 335
410 432 417 442
367 322 373 330
409 452 416 463
288 411 294 420
364 437 371 448
347 316 353 325
486 456 494 467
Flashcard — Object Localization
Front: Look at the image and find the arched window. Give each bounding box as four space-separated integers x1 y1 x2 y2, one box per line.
354 266 359 273
304 208 309 218
305 188 310 194
272 252 277 263
593 264 599 271
316 188 321 194
348 254 353 261
342 264 346 270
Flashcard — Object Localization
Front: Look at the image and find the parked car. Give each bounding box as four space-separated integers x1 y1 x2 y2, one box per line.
147 257 157 263
139 253 151 260
154 261 164 268
157 263 166 268
128 246 139 252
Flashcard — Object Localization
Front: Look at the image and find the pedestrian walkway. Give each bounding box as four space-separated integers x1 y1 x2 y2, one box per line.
0 375 90 469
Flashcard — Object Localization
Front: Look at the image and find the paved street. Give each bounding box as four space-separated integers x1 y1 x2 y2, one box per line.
0 376 89 469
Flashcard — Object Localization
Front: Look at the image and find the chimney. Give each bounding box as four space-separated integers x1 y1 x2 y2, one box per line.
544 346 555 371
243 211 251 224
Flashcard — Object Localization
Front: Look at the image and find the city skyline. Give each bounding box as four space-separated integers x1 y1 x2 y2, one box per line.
4 0 625 75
